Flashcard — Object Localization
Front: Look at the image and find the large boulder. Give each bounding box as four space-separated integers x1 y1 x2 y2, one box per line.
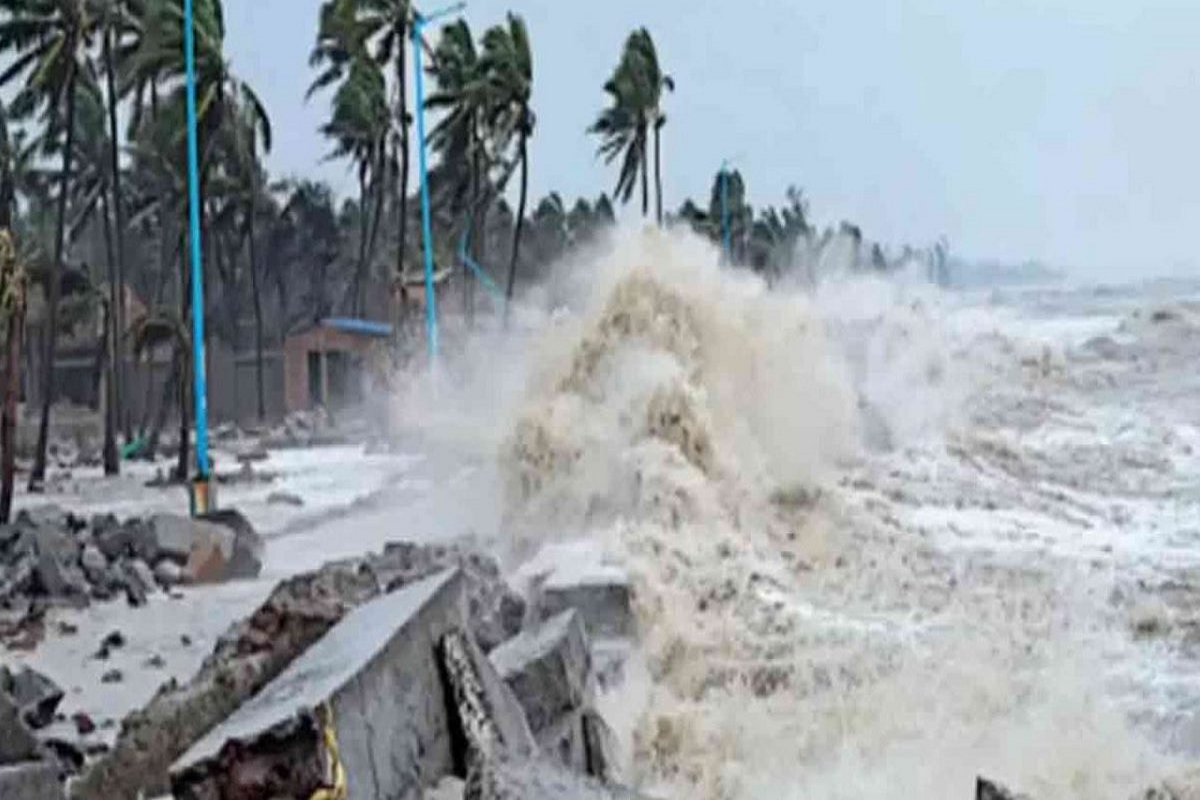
198 509 263 580
0 692 40 764
147 514 233 565
0 665 64 730
148 510 263 583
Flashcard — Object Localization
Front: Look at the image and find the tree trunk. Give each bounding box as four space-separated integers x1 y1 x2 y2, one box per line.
360 150 386 315
640 129 649 219
1 307 21 523
104 24 129 443
394 29 410 347
99 188 119 475
31 70 79 491
505 126 529 320
654 123 663 228
247 210 265 421
143 353 176 460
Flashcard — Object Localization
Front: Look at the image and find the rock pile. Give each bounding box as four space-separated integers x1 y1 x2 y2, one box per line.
0 666 67 799
0 508 264 649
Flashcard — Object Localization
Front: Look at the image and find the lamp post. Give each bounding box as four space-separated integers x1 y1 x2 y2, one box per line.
183 0 212 514
411 2 466 362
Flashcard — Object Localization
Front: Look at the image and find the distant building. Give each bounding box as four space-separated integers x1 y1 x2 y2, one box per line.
282 318 392 414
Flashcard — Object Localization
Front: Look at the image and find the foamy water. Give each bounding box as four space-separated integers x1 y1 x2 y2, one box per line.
396 230 1200 799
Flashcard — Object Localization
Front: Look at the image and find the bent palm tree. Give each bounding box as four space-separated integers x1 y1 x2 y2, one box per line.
589 28 672 224
0 0 93 490
477 13 533 308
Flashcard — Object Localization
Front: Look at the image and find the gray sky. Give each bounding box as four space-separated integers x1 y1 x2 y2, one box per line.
225 0 1200 278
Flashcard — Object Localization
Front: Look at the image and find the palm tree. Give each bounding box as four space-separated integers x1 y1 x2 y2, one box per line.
477 13 533 308
589 28 673 224
0 0 93 490
0 99 27 523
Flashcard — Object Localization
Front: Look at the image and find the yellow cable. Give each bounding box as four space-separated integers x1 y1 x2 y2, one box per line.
310 702 348 800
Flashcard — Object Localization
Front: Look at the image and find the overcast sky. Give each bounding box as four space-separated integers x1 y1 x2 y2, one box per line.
225 0 1200 279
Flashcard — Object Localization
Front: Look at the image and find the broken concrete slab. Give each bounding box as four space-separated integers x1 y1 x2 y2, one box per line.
0 692 40 765
1 665 64 730
582 708 620 783
73 543 518 800
171 569 467 800
536 709 587 774
464 755 648 800
440 628 538 764
0 761 63 800
490 609 592 736
534 566 635 639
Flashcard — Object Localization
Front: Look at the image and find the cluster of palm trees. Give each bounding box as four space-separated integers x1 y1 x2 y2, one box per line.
0 0 683 519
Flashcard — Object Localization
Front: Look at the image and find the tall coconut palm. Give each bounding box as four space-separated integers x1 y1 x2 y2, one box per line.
477 12 533 308
0 0 93 490
0 99 26 523
589 28 673 224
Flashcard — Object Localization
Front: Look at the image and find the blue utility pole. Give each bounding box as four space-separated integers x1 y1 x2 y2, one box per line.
411 2 466 362
184 0 211 511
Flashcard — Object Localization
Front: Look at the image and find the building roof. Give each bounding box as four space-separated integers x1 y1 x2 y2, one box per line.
319 317 393 338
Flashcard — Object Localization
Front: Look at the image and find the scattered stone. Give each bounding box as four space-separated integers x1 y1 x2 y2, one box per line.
533 567 635 640
0 761 64 800
144 654 166 670
72 712 96 736
170 570 469 800
100 670 123 685
0 691 40 764
0 665 64 729
78 545 107 582
83 742 110 758
94 630 126 660
55 621 78 637
266 491 304 507
490 610 593 736
180 634 193 647
978 777 1031 800
153 559 183 588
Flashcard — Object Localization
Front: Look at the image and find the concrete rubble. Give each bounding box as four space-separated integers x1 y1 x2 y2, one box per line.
1 667 66 799
69 541 528 800
0 508 265 648
171 570 467 799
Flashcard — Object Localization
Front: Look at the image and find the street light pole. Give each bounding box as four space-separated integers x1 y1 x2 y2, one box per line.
184 0 211 513
411 1 466 363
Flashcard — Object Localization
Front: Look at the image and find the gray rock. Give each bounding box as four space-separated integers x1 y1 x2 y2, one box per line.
534 568 635 640
147 514 233 564
0 558 34 603
93 523 132 562
465 755 649 800
117 559 154 607
0 665 64 730
0 691 40 765
978 777 1032 800
266 491 304 507
199 509 264 580
79 545 107 581
153 559 183 588
0 761 64 800
33 553 90 600
490 610 592 736
582 709 620 783
537 710 587 774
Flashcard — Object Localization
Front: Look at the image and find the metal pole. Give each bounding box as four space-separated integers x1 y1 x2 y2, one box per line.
184 0 210 500
411 2 465 363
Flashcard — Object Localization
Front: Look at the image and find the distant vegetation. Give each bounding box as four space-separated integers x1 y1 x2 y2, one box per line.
0 0 953 516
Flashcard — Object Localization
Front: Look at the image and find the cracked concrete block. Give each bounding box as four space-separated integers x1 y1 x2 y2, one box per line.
439 628 537 763
171 569 465 800
534 567 635 640
464 755 649 800
490 609 592 736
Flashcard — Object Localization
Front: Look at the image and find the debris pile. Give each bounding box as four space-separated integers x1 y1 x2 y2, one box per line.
0 665 68 799
0 507 264 650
